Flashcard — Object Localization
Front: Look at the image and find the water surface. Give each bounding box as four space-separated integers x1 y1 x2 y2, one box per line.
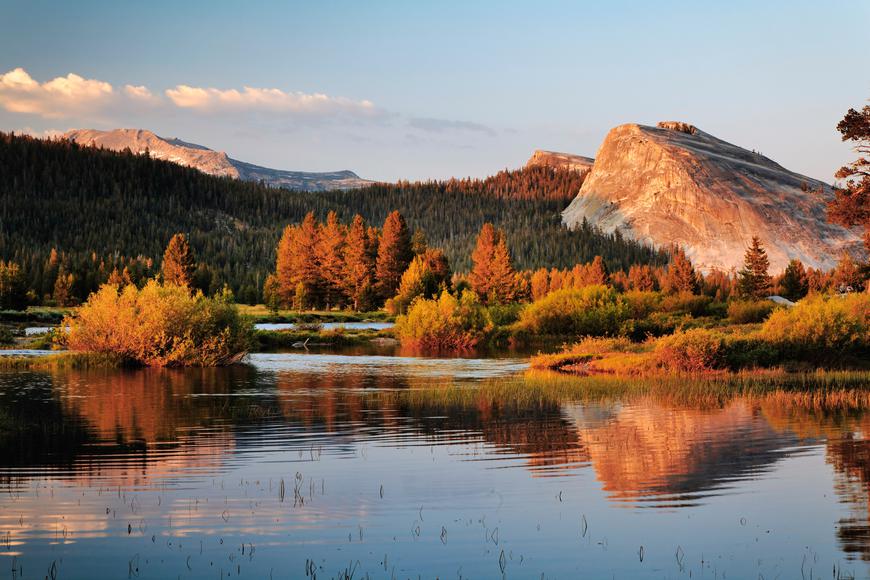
1 352 869 578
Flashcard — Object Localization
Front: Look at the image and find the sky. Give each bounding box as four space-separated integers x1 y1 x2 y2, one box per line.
0 0 867 182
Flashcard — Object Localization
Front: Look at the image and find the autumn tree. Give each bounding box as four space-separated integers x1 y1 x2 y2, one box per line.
106 266 133 289
832 253 866 292
275 212 322 309
469 223 499 299
488 233 519 303
828 105 870 251
664 248 699 294
316 211 347 308
778 259 808 301
583 256 609 286
53 266 76 307
530 268 549 300
0 261 27 310
375 211 412 301
162 233 195 288
738 236 772 299
628 264 657 291
343 215 378 311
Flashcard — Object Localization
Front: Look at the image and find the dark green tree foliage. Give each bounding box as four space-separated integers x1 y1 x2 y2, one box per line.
738 236 772 299
778 259 809 301
0 132 666 304
0 260 27 310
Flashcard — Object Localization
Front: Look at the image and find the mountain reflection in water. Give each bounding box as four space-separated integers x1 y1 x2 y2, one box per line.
0 352 869 578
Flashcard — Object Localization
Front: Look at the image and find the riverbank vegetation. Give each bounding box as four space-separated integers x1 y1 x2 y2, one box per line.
62 280 252 366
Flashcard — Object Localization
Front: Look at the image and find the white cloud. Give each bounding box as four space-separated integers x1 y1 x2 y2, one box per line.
0 68 114 118
165 84 377 117
408 116 498 137
123 84 160 104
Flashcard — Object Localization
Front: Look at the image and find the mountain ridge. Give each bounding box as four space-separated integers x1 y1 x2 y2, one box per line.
63 128 371 192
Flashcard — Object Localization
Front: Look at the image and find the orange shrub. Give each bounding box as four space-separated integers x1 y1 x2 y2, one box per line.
64 281 252 366
394 290 492 350
654 328 726 372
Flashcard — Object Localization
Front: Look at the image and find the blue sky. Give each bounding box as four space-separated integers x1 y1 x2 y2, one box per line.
1 0 867 181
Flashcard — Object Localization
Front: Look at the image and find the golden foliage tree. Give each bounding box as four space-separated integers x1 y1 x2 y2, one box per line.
343 215 378 311
316 211 347 308
162 233 196 288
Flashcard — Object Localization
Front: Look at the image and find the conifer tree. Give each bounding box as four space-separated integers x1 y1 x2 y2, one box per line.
375 211 412 301
530 268 549 300
584 256 609 286
778 259 808 301
0 261 27 310
469 223 499 299
343 215 377 311
162 233 196 288
737 236 772 299
628 264 657 291
316 211 347 308
488 232 518 303
664 248 700 294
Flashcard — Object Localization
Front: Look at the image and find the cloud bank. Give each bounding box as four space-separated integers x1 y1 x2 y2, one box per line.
0 67 378 121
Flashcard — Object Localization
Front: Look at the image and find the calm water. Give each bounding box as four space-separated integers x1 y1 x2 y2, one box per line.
23 321 394 336
1 352 870 578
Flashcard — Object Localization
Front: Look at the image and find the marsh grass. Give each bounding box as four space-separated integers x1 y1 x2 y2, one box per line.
238 304 392 324
0 352 129 370
254 327 392 350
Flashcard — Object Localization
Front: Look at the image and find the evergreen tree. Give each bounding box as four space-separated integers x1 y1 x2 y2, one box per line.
778 259 808 301
664 248 699 294
488 232 518 304
276 213 323 309
584 256 609 286
737 236 772 299
316 211 347 308
375 210 412 301
411 229 428 255
469 223 499 300
162 233 195 288
628 264 657 291
0 261 27 310
343 215 377 311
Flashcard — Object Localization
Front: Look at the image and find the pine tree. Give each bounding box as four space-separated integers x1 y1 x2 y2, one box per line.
488 232 518 303
162 233 195 288
628 264 657 291
584 256 609 286
53 268 76 307
738 236 772 299
411 229 428 255
778 259 808 301
664 248 699 294
375 210 412 301
469 223 499 299
343 215 377 311
0 261 27 310
316 211 347 308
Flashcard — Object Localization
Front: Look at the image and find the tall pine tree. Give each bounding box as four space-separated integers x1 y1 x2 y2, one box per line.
162 233 195 288
375 211 412 301
738 236 772 299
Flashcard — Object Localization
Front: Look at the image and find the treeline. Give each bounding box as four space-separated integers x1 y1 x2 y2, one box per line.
0 131 664 306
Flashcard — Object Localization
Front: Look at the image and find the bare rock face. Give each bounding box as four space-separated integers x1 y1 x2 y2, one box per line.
63 128 371 192
561 122 864 272
526 150 595 176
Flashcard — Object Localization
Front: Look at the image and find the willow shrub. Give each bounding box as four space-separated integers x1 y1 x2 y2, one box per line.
654 328 726 372
394 290 492 350
727 300 777 324
760 293 869 353
65 281 253 366
514 285 630 337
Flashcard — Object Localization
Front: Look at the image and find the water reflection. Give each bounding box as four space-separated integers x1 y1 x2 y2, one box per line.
1 354 869 577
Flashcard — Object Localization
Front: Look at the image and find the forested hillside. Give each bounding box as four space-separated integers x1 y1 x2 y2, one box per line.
0 132 665 304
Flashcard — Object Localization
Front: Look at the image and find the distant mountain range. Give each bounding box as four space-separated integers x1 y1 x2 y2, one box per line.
63 128 371 192
560 121 865 272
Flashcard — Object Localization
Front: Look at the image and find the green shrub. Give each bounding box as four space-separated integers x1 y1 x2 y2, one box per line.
760 293 869 353
0 327 14 345
394 290 492 350
659 292 712 316
622 291 662 319
65 281 253 366
514 285 630 337
487 302 524 327
723 336 782 369
654 328 726 372
727 300 777 324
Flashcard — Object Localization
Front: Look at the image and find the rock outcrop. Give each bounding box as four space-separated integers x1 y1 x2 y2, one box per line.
526 150 595 176
561 122 864 272
63 128 370 192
